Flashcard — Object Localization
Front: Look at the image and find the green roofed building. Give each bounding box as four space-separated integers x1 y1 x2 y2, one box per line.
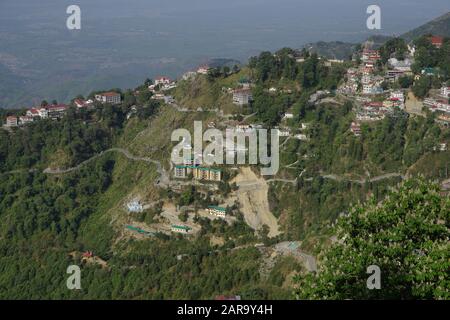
208 206 227 218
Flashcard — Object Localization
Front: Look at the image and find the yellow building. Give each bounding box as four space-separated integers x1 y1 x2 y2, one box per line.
174 166 222 182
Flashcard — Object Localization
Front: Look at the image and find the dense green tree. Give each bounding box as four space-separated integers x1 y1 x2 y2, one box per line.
295 179 449 300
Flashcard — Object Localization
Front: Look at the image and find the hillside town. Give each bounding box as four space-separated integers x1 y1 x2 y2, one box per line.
1 0 450 302
2 34 450 237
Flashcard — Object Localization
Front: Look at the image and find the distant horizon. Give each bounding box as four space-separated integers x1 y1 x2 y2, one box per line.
0 0 449 108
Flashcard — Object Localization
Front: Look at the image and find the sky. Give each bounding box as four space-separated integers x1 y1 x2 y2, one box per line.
0 0 449 107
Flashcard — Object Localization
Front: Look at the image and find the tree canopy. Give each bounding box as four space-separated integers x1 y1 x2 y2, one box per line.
295 179 449 300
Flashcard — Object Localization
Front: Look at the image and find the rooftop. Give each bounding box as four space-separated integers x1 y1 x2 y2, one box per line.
208 206 226 212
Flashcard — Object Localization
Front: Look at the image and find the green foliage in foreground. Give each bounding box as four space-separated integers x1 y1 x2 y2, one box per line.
295 179 449 300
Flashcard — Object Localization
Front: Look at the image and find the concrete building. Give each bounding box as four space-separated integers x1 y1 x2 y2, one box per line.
208 206 227 218
173 166 222 182
154 76 171 86
232 89 253 106
95 92 121 104
127 200 143 213
441 86 450 99
19 116 34 125
429 36 444 49
47 104 68 119
197 65 210 75
5 116 18 127
350 122 361 136
171 225 192 234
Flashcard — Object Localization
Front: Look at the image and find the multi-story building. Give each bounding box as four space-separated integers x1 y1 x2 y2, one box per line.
5 116 18 127
19 116 34 125
197 65 210 75
173 166 222 182
441 86 450 99
208 206 227 218
232 89 253 106
350 122 361 136
95 92 121 104
154 76 172 86
47 104 68 119
26 108 40 118
171 225 192 234
429 36 444 49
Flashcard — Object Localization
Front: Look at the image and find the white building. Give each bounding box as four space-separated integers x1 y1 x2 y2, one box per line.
154 76 172 86
74 98 93 109
171 225 192 234
441 86 450 98
19 116 34 125
5 116 18 127
277 129 290 137
363 84 383 95
197 65 210 75
95 92 121 104
390 91 405 102
127 200 143 213
38 108 49 119
294 134 308 141
208 206 226 218
388 58 412 72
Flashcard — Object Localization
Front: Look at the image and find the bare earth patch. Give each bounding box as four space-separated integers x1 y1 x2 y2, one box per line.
231 167 281 238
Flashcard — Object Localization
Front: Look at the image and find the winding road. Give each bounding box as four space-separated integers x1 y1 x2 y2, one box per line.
42 148 169 186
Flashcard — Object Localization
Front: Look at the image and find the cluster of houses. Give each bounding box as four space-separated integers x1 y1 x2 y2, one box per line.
150 76 177 92
423 86 450 115
26 104 68 120
4 103 69 128
339 41 417 96
355 90 405 122
338 49 384 96
181 64 211 81
3 90 125 128
3 90 124 128
361 48 385 95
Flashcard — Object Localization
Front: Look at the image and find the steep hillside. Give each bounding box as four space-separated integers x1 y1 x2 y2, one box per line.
402 11 450 41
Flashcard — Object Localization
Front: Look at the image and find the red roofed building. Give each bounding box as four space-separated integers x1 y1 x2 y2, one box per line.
26 108 40 118
197 65 210 75
429 36 444 48
82 251 93 258
47 104 68 119
74 98 93 109
366 101 383 108
154 76 172 86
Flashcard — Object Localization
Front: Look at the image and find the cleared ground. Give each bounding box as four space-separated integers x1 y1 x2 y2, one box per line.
230 167 281 238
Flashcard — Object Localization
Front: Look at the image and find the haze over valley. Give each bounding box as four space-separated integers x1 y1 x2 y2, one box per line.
1 0 449 107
